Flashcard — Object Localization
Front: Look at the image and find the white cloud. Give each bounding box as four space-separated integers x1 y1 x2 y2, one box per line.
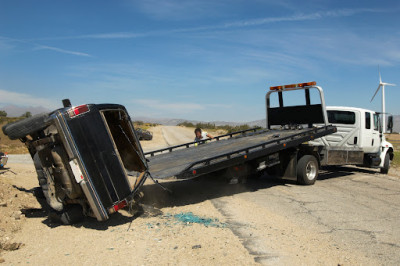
127 0 223 20
0 35 92 57
33 8 390 41
0 89 58 109
33 45 92 57
0 39 14 51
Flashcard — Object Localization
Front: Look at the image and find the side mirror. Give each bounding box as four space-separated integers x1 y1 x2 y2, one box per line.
387 115 393 133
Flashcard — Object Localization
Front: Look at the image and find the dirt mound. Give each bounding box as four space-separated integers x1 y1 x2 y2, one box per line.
0 168 40 261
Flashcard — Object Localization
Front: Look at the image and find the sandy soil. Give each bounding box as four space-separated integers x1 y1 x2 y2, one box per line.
0 163 255 265
0 126 256 265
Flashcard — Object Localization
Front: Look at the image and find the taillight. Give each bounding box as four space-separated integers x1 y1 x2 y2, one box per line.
109 200 128 214
68 105 90 118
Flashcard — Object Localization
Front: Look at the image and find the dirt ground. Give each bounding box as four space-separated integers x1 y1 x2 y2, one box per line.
0 126 254 265
0 126 399 264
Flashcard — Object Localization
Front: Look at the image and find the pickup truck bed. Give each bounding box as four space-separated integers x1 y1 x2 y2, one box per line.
146 126 336 179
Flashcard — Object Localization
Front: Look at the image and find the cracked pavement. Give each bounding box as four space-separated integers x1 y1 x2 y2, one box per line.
210 165 400 264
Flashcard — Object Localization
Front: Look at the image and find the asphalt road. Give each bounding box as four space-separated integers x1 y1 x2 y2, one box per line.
215 167 400 264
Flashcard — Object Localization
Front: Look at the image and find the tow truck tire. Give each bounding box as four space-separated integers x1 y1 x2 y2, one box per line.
380 153 390 174
297 155 318 185
2 113 50 140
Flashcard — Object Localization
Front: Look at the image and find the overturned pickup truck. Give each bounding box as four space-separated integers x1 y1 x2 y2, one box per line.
3 100 148 224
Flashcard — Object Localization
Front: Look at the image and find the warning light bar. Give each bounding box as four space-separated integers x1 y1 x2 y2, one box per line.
67 105 90 118
270 81 317 91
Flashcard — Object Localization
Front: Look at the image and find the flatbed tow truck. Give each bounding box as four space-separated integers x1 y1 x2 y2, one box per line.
146 81 336 185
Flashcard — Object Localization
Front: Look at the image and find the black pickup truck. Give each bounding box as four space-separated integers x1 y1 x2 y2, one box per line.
3 101 148 224
3 82 335 224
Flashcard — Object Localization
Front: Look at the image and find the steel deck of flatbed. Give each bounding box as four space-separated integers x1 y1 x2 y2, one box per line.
146 126 336 179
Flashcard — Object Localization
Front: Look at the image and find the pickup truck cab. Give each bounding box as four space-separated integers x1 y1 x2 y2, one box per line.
310 106 394 173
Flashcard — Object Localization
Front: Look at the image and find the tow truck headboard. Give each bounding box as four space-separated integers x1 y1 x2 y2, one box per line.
265 81 329 129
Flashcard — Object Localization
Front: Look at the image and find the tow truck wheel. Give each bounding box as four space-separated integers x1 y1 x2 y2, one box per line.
297 155 318 185
380 153 390 174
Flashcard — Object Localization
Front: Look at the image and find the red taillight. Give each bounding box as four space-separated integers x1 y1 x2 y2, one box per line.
113 200 127 212
68 105 90 118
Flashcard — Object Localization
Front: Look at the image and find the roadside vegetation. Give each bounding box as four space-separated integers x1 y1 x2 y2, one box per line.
133 121 159 131
386 133 400 167
177 121 253 134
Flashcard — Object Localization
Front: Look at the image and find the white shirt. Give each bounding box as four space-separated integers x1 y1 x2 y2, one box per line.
195 131 209 142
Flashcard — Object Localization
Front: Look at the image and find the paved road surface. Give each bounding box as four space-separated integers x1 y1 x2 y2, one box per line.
213 167 400 264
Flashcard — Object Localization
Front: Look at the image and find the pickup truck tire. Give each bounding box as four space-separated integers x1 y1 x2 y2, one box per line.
380 153 390 174
297 155 318 185
2 113 50 140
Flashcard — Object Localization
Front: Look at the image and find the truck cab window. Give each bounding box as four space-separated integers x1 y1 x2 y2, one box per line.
365 112 371 129
327 111 356 124
373 113 379 131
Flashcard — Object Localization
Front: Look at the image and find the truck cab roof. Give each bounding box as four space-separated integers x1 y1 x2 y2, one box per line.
327 106 377 114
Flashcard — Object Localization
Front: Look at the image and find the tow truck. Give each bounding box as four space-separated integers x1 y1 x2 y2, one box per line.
146 82 394 184
146 82 336 185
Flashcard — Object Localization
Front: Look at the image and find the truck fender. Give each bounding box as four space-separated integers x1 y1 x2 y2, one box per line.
298 146 322 166
379 147 394 168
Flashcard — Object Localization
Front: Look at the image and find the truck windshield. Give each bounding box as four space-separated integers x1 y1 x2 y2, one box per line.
327 111 356 124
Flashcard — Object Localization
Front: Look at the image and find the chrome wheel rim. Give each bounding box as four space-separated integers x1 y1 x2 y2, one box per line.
306 161 317 180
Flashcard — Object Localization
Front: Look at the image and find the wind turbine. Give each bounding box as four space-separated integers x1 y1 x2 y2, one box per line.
370 67 396 133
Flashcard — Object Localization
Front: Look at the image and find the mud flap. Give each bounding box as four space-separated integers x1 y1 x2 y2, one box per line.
279 149 298 181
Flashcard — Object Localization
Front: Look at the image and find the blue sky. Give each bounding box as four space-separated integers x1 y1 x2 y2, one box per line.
0 0 399 122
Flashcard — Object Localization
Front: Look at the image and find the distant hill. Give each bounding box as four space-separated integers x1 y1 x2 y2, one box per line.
0 105 50 117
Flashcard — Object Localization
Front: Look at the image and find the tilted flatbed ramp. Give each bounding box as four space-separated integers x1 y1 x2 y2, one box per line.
146 126 336 179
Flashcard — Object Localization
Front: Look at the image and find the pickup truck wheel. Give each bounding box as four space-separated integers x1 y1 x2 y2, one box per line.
2 113 50 140
297 155 318 185
380 153 390 174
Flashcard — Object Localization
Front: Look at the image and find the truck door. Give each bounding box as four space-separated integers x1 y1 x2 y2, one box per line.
362 112 380 153
371 113 381 153
323 110 360 148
